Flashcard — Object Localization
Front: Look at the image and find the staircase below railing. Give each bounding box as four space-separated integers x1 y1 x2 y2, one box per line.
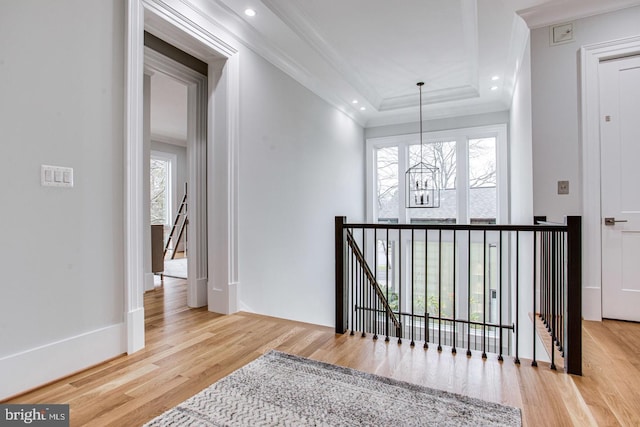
335 216 582 375
345 229 401 338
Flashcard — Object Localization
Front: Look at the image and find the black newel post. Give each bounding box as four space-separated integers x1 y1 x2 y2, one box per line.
565 216 582 375
335 216 348 334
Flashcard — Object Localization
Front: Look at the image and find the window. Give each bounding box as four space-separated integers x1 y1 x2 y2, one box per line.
150 151 177 226
366 124 507 225
408 140 457 224
376 146 398 223
468 137 497 224
366 125 508 340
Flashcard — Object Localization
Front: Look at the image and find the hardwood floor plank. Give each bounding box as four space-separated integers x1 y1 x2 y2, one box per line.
5 278 640 426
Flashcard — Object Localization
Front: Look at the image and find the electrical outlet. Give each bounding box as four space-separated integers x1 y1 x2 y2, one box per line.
557 180 569 195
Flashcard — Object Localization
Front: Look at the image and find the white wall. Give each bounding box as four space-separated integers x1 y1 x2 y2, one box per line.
0 0 126 399
531 5 640 222
365 111 510 140
508 37 550 361
510 41 534 224
237 50 365 327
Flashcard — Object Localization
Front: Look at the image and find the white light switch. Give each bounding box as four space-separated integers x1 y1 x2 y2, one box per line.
41 165 74 188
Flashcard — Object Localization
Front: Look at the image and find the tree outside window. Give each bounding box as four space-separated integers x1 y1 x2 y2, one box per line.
150 158 170 226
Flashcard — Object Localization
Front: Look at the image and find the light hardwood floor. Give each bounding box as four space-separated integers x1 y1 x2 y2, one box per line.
6 278 640 426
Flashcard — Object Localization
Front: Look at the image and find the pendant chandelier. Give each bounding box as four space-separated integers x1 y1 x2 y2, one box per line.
405 82 440 208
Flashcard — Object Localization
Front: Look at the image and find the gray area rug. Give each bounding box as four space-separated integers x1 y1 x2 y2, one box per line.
144 350 521 426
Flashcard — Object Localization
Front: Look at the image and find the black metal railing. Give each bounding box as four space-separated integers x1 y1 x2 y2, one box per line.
335 216 582 375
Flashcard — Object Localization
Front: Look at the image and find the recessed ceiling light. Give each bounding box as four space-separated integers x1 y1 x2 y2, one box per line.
244 8 256 17
491 86 499 91
491 75 500 81
360 106 366 111
352 100 359 104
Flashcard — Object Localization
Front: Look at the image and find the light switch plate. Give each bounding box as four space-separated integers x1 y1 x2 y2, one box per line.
558 180 569 195
41 165 74 188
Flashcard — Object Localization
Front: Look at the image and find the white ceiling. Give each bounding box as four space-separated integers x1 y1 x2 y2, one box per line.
208 0 640 127
150 72 188 146
150 0 640 131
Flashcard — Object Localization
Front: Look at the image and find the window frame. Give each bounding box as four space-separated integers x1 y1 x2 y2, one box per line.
150 150 177 227
366 124 508 225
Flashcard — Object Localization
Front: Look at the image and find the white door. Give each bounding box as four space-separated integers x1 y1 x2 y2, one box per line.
600 55 640 321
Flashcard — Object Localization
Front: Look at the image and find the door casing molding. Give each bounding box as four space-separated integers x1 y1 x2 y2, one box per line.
580 35 640 321
125 0 240 353
145 47 208 309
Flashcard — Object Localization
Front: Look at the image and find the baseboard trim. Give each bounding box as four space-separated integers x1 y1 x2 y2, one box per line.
209 281 239 314
127 307 145 353
144 272 155 292
0 323 126 401
583 286 602 321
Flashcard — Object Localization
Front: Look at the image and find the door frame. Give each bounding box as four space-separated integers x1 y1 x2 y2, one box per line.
144 47 207 307
580 35 640 321
125 0 240 353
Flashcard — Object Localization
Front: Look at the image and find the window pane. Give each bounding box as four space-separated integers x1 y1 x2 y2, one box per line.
376 147 398 222
376 239 398 311
408 141 457 224
150 158 169 225
412 239 454 319
468 138 497 224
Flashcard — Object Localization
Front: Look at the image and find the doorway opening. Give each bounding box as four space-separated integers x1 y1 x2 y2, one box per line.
125 1 240 354
144 33 207 313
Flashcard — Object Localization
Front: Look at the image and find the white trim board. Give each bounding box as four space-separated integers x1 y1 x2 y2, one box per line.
125 0 241 354
0 324 125 401
580 35 640 321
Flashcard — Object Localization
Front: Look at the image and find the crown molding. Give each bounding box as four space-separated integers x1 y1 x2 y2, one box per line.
261 0 383 108
517 0 640 29
379 85 479 111
187 0 367 126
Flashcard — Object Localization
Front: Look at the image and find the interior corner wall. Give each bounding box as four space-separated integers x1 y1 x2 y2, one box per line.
237 49 365 327
508 37 549 362
510 39 533 224
530 5 640 222
0 0 126 399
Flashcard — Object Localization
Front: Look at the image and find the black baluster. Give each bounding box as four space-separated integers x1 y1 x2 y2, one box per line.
398 230 402 344
532 231 538 367
385 228 390 342
452 229 457 355
424 229 429 350
498 230 504 362
410 229 415 347
550 231 557 370
438 229 442 352
467 230 472 357
482 230 487 359
515 231 520 365
350 237 355 336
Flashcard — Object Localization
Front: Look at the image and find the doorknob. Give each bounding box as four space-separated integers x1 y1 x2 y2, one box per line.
604 217 628 226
